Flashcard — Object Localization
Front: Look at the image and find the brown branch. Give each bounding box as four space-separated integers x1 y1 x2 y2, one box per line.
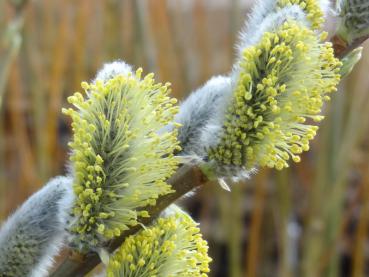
50 164 208 277
50 27 369 277
332 34 369 59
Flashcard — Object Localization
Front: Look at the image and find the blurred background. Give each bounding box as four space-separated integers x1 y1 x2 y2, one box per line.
1 0 369 276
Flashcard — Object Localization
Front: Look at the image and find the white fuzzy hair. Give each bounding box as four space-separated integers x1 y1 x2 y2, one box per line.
237 5 309 59
94 61 134 82
172 75 232 157
236 0 331 59
0 176 74 277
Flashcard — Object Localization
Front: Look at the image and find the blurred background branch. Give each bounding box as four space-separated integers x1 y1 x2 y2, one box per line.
0 0 27 109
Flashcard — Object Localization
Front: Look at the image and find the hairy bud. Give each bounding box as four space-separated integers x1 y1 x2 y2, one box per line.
337 0 369 43
0 177 73 277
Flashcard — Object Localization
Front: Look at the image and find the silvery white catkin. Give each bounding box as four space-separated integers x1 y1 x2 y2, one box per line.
170 76 232 158
237 0 280 51
0 176 74 277
337 0 369 43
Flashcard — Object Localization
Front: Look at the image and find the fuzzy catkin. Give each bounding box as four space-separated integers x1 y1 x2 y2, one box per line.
0 176 74 277
209 19 341 170
106 206 211 277
64 62 180 249
337 0 369 43
169 76 232 157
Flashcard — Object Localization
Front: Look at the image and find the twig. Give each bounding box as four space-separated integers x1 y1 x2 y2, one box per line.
332 34 369 59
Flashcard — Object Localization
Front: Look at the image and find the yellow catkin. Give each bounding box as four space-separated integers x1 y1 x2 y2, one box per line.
63 69 181 248
208 20 341 170
107 211 212 277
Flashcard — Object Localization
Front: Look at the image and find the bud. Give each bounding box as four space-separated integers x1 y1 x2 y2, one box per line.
337 0 369 44
169 76 232 157
0 177 73 276
340 47 363 77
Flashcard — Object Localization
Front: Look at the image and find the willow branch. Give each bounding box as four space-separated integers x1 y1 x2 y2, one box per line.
50 30 369 277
